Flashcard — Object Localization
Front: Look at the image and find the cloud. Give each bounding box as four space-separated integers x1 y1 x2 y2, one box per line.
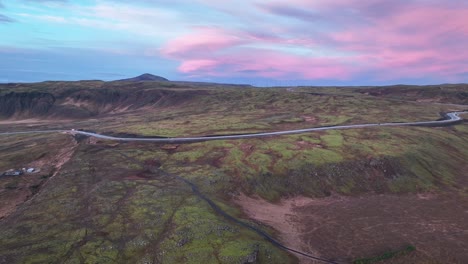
319 3 468 80
161 27 246 57
157 0 468 83
24 0 67 2
161 27 356 80
0 14 13 22
179 59 220 73
256 3 328 23
14 1 189 43
3 0 468 84
0 0 14 23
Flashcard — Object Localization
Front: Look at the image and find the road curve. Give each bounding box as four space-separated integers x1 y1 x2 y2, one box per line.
0 112 464 263
0 112 465 143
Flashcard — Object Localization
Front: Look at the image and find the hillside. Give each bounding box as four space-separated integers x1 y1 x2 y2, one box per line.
115 73 169 82
0 81 203 119
0 81 466 121
0 81 467 263
356 84 468 105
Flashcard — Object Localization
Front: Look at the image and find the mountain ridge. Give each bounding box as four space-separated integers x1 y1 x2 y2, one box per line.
115 73 169 82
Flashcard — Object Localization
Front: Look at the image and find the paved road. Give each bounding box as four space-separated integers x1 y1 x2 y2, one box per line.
0 111 465 264
0 112 465 143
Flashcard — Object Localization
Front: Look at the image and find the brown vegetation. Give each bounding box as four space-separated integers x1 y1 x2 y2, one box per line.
234 192 468 263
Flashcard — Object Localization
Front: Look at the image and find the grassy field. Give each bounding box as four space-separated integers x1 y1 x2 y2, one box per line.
0 82 467 263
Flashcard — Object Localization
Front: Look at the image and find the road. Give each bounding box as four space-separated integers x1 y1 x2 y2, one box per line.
0 111 465 142
0 111 464 264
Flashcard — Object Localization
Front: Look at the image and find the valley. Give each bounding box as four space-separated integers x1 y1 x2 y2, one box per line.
0 80 467 264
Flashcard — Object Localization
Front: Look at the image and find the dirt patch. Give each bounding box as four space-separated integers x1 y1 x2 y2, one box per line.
302 116 318 124
0 118 43 125
87 136 99 145
50 140 78 178
234 193 328 263
240 144 255 157
0 134 81 220
161 144 179 151
0 119 73 132
124 173 151 181
295 141 323 150
234 193 468 263
109 104 132 114
211 156 224 168
27 137 77 175
458 113 468 124
0 183 31 219
3 137 79 217
298 193 468 263
61 98 93 108
416 98 440 103
0 118 72 125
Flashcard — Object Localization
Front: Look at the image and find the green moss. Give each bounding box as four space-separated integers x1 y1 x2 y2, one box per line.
218 241 255 260
78 240 119 263
338 179 356 194
353 245 416 264
321 131 344 148
0 83 467 264
247 152 272 172
171 149 207 163
266 140 296 159
302 148 343 164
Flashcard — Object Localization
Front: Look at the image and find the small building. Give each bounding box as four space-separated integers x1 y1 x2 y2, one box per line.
3 170 23 176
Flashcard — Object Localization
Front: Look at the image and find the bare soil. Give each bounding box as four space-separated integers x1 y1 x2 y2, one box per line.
302 116 318 124
0 136 78 219
0 182 31 219
234 193 325 263
61 98 93 108
295 141 323 150
0 119 62 125
234 193 468 264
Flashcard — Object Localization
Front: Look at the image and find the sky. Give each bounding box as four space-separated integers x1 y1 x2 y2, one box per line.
0 0 467 86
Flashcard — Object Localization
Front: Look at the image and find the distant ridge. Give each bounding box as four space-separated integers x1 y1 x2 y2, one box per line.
115 73 169 82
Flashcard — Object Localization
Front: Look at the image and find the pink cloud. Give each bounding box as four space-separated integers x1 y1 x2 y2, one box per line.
327 5 468 80
178 59 220 73
265 1 468 80
161 26 351 79
160 0 468 82
160 27 245 57
174 48 355 80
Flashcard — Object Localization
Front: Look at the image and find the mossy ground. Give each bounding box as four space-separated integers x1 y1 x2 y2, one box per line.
0 84 467 263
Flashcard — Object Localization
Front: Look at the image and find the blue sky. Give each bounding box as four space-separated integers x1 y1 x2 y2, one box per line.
1 0 468 85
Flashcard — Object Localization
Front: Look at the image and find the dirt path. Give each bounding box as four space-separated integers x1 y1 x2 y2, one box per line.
0 119 71 125
18 137 79 207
